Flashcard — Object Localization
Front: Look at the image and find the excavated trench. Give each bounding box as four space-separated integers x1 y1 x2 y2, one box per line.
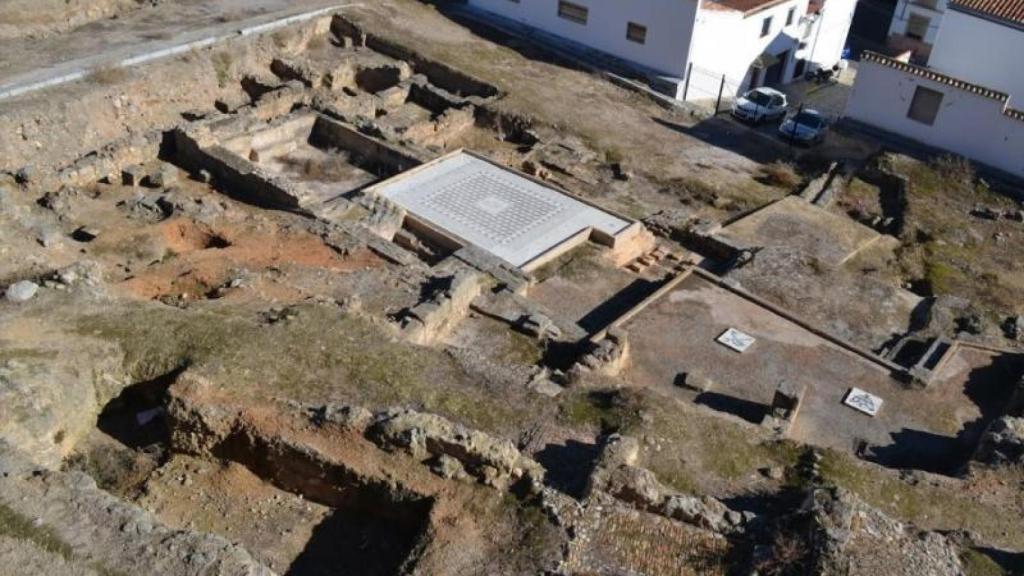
211 432 434 576
84 368 434 575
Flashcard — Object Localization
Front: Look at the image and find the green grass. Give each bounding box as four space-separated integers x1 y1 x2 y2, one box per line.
530 243 605 283
560 388 803 494
73 302 539 435
816 449 1024 549
923 260 963 295
0 348 59 364
499 331 544 366
637 394 802 491
880 153 1024 317
211 51 233 88
960 548 1007 576
559 389 643 433
0 502 74 560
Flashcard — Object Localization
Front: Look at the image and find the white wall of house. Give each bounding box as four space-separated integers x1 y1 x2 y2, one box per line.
466 0 700 78
929 9 1024 99
845 59 1024 179
687 0 806 99
686 0 853 101
467 0 855 102
887 0 945 48
809 0 857 67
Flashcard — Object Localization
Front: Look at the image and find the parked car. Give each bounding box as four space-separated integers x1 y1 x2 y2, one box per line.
731 87 788 124
778 109 828 145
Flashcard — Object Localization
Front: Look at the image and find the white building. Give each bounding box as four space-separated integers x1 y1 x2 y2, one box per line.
844 0 1024 179
929 0 1024 98
464 0 857 102
886 0 947 63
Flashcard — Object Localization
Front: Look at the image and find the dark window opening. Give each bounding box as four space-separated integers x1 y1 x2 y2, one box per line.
907 86 943 125
627 22 647 44
558 1 588 24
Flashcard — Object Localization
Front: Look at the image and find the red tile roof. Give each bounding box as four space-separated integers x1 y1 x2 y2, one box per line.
949 0 1024 26
701 0 793 16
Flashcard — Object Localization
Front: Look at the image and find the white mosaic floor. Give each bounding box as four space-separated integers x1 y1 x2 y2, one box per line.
374 152 630 267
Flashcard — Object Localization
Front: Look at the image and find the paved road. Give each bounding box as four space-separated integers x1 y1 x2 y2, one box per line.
0 0 351 100
780 62 858 120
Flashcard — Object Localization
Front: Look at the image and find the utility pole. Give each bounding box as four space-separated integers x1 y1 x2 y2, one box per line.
683 62 693 101
715 74 726 115
789 103 804 146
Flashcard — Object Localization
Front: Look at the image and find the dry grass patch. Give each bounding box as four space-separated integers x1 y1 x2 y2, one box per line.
758 161 802 190
89 65 130 85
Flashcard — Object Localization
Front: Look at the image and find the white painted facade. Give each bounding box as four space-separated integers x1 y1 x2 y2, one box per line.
466 0 856 101
465 0 700 78
687 1 810 100
844 57 1024 179
929 8 1024 99
886 0 946 62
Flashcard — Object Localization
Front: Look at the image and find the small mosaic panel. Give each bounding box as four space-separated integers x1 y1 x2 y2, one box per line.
843 387 884 416
424 172 564 245
717 328 756 353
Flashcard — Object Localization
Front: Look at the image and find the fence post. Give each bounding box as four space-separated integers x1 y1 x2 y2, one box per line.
683 62 693 101
714 74 726 115
789 103 804 147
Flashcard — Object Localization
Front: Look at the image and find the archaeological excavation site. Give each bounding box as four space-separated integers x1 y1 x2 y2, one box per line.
1 1 1024 575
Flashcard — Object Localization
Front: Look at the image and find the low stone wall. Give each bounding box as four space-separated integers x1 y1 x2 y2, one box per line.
330 14 500 100
399 269 484 345
311 114 424 176
585 434 751 534
174 129 306 212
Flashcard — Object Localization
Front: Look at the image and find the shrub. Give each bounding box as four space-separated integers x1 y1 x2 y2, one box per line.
603 147 624 165
931 154 975 189
306 34 329 50
759 161 801 189
753 532 809 576
211 51 233 88
89 65 129 85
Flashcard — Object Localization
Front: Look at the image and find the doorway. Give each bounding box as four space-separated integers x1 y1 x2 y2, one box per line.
765 50 789 85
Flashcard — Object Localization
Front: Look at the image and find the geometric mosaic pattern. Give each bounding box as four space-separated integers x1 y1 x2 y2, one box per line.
425 172 563 246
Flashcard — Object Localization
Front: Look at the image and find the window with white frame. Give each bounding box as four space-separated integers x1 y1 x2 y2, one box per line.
761 16 773 37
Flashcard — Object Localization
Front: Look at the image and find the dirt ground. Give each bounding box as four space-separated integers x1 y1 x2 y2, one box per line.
1 1 1023 574
887 156 1023 321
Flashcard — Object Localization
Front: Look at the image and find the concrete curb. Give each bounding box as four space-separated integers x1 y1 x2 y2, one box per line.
0 4 347 102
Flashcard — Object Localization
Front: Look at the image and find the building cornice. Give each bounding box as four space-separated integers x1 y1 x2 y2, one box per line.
861 51 1024 123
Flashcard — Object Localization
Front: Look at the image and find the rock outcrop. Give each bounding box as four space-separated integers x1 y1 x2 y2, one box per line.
754 487 964 576
974 416 1024 466
370 407 544 490
586 434 749 534
0 441 274 575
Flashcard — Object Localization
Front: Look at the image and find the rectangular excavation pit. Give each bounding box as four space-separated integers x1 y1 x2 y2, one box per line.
528 244 670 336
609 270 1012 471
204 431 433 576
175 112 423 212
372 82 478 147
366 150 645 271
221 113 421 203
330 15 500 100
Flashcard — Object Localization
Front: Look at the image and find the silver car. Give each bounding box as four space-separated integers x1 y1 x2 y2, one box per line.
778 109 829 145
731 87 788 124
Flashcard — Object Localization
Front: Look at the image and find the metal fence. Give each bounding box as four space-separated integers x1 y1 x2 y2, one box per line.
681 62 746 115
